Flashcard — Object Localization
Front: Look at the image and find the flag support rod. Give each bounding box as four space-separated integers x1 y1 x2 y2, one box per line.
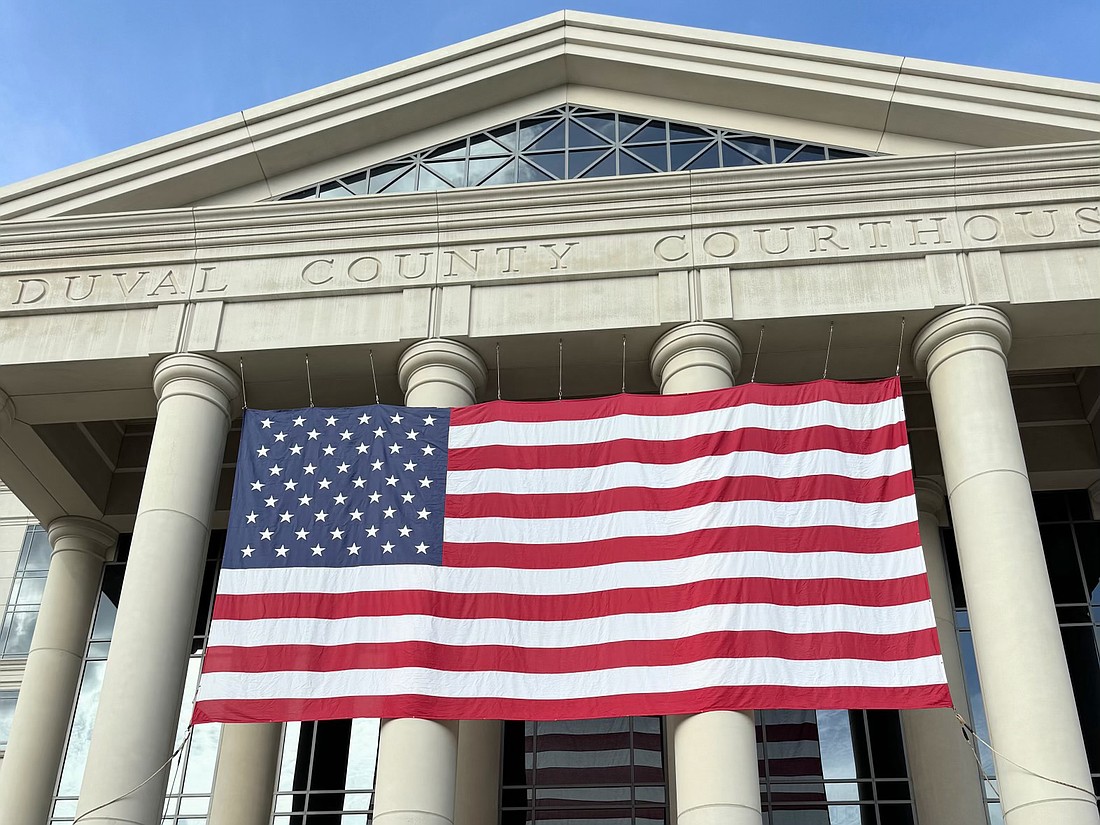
305 353 315 407
368 349 380 405
621 335 627 394
750 325 765 383
895 316 907 376
822 322 835 379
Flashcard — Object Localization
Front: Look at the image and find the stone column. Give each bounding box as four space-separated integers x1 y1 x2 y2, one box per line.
0 516 117 825
207 723 282 825
454 721 502 825
371 338 488 825
651 322 761 825
900 478 987 825
913 306 1098 825
75 353 239 825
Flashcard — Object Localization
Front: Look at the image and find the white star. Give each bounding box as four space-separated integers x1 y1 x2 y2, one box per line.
403 460 417 472
322 444 336 456
275 545 289 557
314 510 328 522
246 511 258 524
401 492 415 504
303 463 317 475
398 525 412 537
406 429 419 440
333 493 348 505
264 496 278 508
340 429 353 441
356 443 369 454
311 544 324 556
368 492 382 503
382 506 396 519
417 508 430 520
419 477 433 488
421 444 436 456
415 542 429 554
330 527 344 540
284 479 298 491
279 511 293 523
251 480 265 491
241 544 255 557
348 543 361 555
293 416 306 427
259 528 274 541
307 429 320 440
373 427 386 438
385 475 398 487
295 528 308 540
349 509 364 521
365 525 379 537
325 415 338 426
256 446 269 458
289 444 303 455
260 418 272 429
390 412 403 424
423 415 436 426
274 431 287 442
381 541 395 553
352 476 367 488
299 494 313 506
358 413 371 425
269 464 283 477
337 462 350 473
318 478 332 490
388 443 402 454
370 459 383 471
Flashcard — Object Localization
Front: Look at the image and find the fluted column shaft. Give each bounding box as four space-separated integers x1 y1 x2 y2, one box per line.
75 354 240 825
913 306 1097 825
371 339 490 825
900 479 987 825
0 516 117 825
651 322 761 825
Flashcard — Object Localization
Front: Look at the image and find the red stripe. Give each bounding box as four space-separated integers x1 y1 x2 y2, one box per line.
200 627 944 674
212 575 931 622
448 423 908 471
450 377 901 425
191 681 952 724
443 523 921 568
445 473 914 519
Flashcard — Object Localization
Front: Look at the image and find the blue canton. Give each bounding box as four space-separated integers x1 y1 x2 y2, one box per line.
223 405 450 569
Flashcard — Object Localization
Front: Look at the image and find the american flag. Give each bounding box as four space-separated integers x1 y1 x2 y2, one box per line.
192 377 951 724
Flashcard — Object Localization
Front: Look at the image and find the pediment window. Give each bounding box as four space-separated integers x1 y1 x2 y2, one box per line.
276 105 873 201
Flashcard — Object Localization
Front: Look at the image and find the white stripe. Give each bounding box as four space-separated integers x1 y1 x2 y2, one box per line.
446 446 913 494
215 545 928 597
449 398 904 448
207 600 936 649
196 654 946 702
444 496 917 545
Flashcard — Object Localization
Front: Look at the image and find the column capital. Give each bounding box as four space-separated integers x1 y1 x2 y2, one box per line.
650 322 743 393
46 516 118 562
912 477 948 526
911 305 1011 380
153 353 240 415
0 387 15 431
398 338 487 406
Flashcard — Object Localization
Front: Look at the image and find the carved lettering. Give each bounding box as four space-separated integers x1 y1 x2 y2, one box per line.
301 259 334 285
395 252 433 280
444 248 483 277
906 217 950 247
114 271 147 297
1015 209 1059 239
808 225 849 253
540 242 578 271
963 215 1001 242
13 279 47 305
701 231 738 259
64 274 101 301
496 246 526 274
755 227 793 255
654 234 689 262
196 266 227 293
347 256 381 283
858 220 892 249
1075 206 1100 235
148 270 182 296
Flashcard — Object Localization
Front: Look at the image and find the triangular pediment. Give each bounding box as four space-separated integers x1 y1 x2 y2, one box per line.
2 11 1098 220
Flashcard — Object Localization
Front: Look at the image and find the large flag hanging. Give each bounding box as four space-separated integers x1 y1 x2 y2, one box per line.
192 377 951 724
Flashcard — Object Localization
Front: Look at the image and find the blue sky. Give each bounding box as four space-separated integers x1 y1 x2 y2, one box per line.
1 0 1098 187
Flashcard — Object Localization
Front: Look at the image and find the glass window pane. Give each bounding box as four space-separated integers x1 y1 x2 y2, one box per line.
669 123 710 141
670 141 710 170
345 718 380 790
729 136 773 162
58 660 107 795
91 565 124 641
517 160 553 183
580 152 617 178
617 115 648 141
0 691 18 747
469 134 510 157
182 722 221 793
516 119 557 150
527 152 565 179
15 574 47 606
624 144 667 172
567 149 607 177
3 611 37 656
577 114 616 139
685 144 721 170
1042 523 1087 603
816 711 858 780
23 528 53 571
1075 522 1100 604
787 145 828 163
567 119 610 148
427 140 466 160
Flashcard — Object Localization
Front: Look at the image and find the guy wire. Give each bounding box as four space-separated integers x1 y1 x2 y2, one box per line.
304 353 315 407
496 342 502 401
558 338 564 402
238 358 248 410
750 325 765 383
621 335 627 394
895 316 907 377
368 349 380 405
822 321 835 379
